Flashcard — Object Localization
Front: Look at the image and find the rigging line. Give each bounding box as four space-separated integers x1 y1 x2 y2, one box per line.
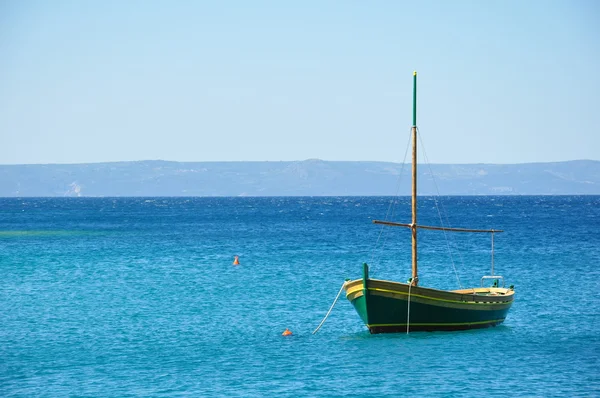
416 128 463 289
369 127 412 267
407 280 413 334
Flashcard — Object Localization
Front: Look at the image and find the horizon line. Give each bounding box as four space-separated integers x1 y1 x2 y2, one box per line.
1 158 598 167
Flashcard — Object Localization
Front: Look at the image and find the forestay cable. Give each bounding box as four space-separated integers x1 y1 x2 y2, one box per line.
370 128 413 267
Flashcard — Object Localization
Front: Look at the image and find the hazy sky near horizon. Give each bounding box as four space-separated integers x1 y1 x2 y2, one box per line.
1 0 598 165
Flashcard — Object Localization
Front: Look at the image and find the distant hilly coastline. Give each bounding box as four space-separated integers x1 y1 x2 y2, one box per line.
0 159 599 197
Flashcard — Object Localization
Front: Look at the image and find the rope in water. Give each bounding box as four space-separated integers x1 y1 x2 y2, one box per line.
312 282 347 335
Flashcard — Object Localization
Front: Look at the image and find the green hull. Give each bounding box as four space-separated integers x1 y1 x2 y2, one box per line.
345 275 514 334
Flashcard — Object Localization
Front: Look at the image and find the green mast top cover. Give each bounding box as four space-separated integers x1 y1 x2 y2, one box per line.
412 71 417 127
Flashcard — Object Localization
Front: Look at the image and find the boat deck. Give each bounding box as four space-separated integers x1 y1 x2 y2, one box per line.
452 287 512 297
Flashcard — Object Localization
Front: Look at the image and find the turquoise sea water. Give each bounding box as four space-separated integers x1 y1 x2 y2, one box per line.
1 196 599 397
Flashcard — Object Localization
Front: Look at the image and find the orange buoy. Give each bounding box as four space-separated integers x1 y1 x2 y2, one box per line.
233 255 239 265
282 328 293 336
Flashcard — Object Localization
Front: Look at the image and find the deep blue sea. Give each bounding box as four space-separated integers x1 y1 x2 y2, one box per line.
1 196 599 397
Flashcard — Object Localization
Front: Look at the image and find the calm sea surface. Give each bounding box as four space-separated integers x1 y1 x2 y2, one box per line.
1 196 599 397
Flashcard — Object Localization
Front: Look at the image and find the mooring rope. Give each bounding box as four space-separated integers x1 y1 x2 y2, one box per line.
312 282 347 335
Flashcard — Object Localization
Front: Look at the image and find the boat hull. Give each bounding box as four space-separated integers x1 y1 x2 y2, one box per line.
344 278 514 333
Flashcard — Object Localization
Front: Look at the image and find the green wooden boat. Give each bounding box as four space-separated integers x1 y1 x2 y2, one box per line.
344 72 515 333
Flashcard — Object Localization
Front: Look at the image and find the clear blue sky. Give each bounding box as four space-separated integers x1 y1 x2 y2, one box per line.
1 0 598 165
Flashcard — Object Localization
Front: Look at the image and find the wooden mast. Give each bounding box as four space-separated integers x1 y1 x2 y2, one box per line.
411 71 418 286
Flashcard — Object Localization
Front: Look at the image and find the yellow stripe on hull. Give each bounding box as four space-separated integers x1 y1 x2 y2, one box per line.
368 319 505 328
